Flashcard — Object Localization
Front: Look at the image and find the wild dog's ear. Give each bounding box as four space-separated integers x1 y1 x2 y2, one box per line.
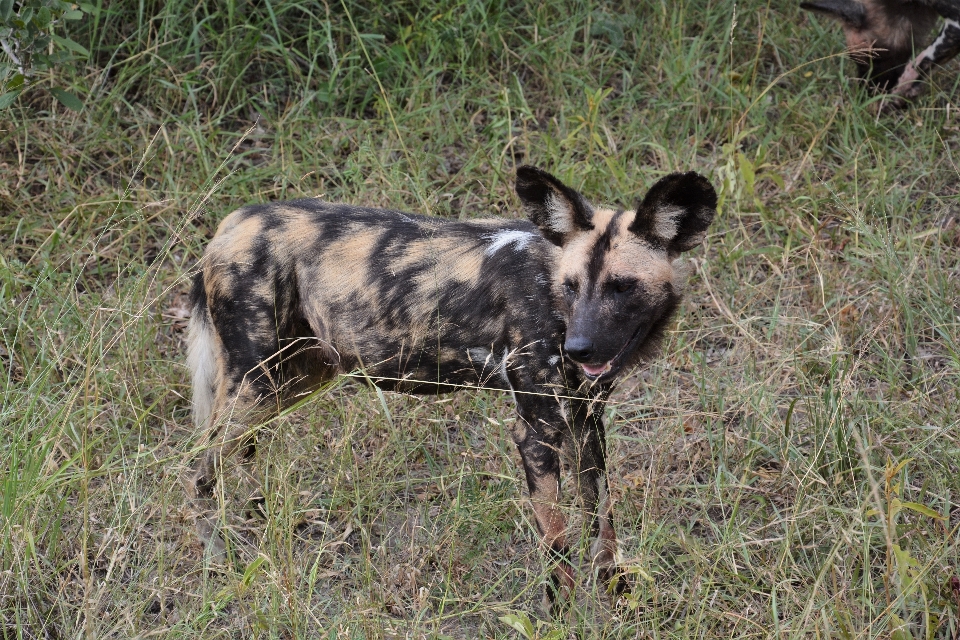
515 165 594 246
800 0 866 28
630 172 717 256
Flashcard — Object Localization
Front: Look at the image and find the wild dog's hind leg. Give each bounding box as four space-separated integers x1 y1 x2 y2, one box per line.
186 386 275 558
570 397 628 597
185 289 283 558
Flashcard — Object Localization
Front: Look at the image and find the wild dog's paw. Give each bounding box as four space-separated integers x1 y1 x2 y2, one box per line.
871 95 910 115
244 490 268 521
598 565 631 598
630 172 717 256
192 513 228 563
874 62 926 111
182 467 229 562
541 557 576 616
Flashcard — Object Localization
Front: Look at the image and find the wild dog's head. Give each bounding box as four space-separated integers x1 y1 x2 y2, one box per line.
801 0 938 90
516 166 716 383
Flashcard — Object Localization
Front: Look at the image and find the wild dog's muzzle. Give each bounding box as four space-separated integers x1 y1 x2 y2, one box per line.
565 320 650 381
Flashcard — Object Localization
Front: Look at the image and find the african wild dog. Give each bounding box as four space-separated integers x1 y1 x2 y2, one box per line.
185 165 717 608
801 0 960 107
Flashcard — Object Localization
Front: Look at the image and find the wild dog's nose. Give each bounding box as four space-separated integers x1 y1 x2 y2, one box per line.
564 337 594 363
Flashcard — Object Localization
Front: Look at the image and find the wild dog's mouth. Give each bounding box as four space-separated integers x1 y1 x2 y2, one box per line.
580 361 613 379
577 322 648 382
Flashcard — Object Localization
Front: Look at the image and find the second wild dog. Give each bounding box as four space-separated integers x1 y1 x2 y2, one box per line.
185 165 717 609
802 0 960 106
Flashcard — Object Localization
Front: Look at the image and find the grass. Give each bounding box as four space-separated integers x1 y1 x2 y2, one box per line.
1 0 959 637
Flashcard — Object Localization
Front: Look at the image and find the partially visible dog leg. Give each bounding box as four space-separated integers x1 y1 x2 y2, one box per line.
510 395 574 613
570 398 628 599
185 384 272 560
886 18 960 108
184 284 283 559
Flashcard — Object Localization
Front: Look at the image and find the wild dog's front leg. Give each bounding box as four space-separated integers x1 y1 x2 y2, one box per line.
509 412 574 610
887 19 960 107
570 398 627 597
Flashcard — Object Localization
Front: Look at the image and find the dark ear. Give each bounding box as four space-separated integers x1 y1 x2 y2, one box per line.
515 165 593 246
629 172 717 256
800 0 866 28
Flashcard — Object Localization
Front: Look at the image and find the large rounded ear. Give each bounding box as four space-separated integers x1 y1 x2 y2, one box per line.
515 165 594 246
629 172 717 256
800 0 866 28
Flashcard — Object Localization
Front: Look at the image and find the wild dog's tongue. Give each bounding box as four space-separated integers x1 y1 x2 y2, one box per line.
582 363 607 376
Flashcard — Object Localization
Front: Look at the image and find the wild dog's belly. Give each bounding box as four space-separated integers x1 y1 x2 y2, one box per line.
312 297 515 393
352 344 514 393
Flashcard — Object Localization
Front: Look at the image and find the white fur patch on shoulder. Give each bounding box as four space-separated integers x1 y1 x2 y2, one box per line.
484 229 535 255
654 204 683 240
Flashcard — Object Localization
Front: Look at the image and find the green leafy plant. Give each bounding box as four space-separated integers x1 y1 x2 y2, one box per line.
499 611 564 640
0 0 92 109
867 458 945 639
563 86 614 161
715 126 783 213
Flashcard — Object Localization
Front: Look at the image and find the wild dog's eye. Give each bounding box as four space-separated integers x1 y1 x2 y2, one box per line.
563 279 578 296
612 279 636 294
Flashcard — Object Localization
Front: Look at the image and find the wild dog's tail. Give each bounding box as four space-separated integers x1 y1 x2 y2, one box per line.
186 271 218 430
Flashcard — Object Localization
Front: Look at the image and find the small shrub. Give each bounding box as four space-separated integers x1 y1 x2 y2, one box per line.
0 0 91 109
